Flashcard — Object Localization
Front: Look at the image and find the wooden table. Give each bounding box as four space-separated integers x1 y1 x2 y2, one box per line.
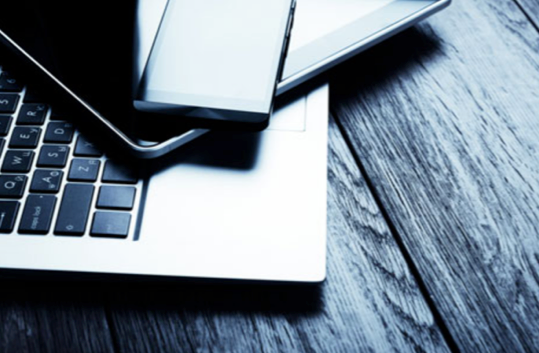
3 0 539 351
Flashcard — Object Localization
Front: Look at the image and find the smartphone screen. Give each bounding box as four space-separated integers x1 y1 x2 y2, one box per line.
136 0 295 126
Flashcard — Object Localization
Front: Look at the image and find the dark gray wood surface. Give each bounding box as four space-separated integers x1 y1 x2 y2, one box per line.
0 284 115 353
332 0 539 352
2 0 539 351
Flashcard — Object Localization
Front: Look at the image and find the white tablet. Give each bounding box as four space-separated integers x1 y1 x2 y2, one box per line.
277 0 451 94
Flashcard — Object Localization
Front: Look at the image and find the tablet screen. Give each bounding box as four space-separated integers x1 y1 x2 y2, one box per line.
289 0 394 51
0 0 167 137
281 0 435 85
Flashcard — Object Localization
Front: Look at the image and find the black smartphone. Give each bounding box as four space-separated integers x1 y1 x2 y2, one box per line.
135 0 296 130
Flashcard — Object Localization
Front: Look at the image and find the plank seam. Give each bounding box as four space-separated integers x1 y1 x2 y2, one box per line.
329 107 463 353
104 305 122 353
513 0 539 33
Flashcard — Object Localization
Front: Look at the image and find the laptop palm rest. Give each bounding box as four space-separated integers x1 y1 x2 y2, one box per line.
139 86 328 282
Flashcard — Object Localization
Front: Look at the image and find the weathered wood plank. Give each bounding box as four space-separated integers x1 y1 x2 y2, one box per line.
104 117 451 353
0 281 115 353
515 0 539 28
332 0 539 352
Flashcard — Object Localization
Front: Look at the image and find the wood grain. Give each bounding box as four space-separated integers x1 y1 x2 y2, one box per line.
332 0 539 352
515 0 539 28
103 117 451 353
0 281 115 353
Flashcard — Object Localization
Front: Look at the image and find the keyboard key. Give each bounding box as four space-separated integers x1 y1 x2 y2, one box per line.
23 88 42 103
97 186 136 210
2 150 34 173
54 184 94 236
30 170 63 193
44 122 74 143
0 116 13 136
18 194 57 235
9 127 41 148
0 94 19 114
37 145 69 168
17 104 48 125
102 161 137 184
0 175 27 199
0 201 20 233
90 212 131 239
74 135 103 157
0 73 23 92
49 109 66 121
68 159 100 182
0 138 5 156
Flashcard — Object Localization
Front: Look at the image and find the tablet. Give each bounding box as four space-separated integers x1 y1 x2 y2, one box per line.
0 0 207 158
277 0 451 94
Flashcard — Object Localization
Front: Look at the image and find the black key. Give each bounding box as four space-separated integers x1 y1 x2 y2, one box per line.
49 107 71 121
68 159 100 182
0 201 20 233
74 135 103 157
0 94 19 114
102 161 137 184
54 184 94 236
90 212 131 239
0 116 13 136
17 104 48 125
18 195 57 235
2 150 34 173
23 88 43 103
30 170 63 193
44 122 74 143
97 186 136 210
0 175 27 199
0 73 23 92
0 138 5 156
37 145 69 168
49 112 65 121
9 127 41 149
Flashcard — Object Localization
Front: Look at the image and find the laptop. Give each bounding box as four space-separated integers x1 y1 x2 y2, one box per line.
0 0 449 282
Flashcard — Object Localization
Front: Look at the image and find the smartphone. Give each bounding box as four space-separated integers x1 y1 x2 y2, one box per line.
135 0 296 130
0 0 207 158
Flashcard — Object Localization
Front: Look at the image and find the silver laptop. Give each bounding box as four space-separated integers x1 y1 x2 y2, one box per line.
0 0 449 282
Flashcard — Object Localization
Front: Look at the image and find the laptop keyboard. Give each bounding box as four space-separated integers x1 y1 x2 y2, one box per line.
0 69 143 239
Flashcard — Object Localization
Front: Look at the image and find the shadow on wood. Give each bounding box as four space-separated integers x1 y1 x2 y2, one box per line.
0 276 322 315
